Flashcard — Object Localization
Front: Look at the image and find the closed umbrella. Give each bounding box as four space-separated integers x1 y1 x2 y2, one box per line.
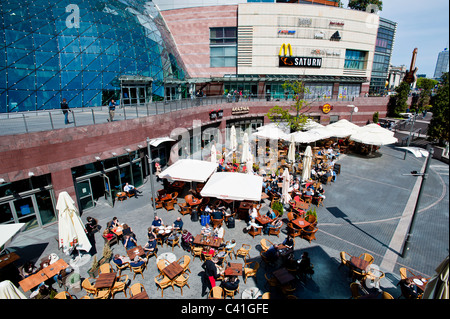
241 132 251 164
0 280 27 299
301 146 313 181
246 154 254 174
210 144 217 163
57 192 91 256
229 125 237 151
423 256 449 299
281 168 291 204
288 134 295 163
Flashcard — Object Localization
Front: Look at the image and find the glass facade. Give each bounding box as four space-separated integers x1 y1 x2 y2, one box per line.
210 27 237 68
0 0 187 113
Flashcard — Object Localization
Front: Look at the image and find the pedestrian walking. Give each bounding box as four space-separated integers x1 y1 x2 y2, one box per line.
108 99 117 122
61 98 70 124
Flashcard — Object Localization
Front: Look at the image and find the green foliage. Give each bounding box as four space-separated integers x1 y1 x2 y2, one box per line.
416 78 438 110
306 207 317 219
348 0 383 11
372 111 379 123
387 81 410 117
271 201 284 217
428 73 449 146
266 80 310 132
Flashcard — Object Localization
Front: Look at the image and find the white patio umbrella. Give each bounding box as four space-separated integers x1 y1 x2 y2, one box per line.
241 132 251 163
423 256 449 299
0 223 25 253
302 118 324 131
287 134 296 162
350 124 397 146
324 119 360 138
301 145 313 181
253 125 289 140
210 144 217 163
281 168 291 204
0 280 27 299
56 192 91 257
246 154 254 174
229 125 237 151
290 127 334 144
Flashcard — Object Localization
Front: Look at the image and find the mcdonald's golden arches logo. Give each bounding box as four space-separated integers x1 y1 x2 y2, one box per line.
279 43 293 56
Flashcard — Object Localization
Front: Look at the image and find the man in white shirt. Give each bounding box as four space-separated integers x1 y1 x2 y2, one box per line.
124 182 141 198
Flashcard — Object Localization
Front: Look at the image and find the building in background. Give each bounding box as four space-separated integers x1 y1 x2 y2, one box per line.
369 17 397 96
387 65 406 92
433 48 449 80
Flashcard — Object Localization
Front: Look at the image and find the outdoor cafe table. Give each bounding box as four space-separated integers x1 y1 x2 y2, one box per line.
272 267 295 286
130 291 150 299
19 269 48 292
407 275 429 292
112 226 123 237
41 259 69 278
162 261 184 280
193 235 222 248
224 262 243 277
94 272 117 289
0 252 20 269
127 246 145 260
256 215 273 226
292 218 310 229
156 252 177 265
350 256 371 273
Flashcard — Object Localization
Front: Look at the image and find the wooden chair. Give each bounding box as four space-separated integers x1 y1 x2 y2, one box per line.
287 211 297 222
244 261 260 284
99 263 114 274
261 292 270 299
350 282 361 299
235 244 251 260
248 225 262 238
102 233 118 247
281 282 296 295
223 287 239 299
179 205 192 216
111 274 128 299
191 246 203 261
54 291 73 299
179 195 193 209
112 259 130 277
260 238 273 252
305 214 317 227
163 198 177 211
154 273 174 297
82 278 98 296
94 289 111 299
301 226 318 243
399 267 416 280
208 286 224 299
313 196 324 207
131 263 145 280
268 224 282 237
211 218 224 229
168 235 181 251
287 222 302 238
339 251 352 269
295 200 310 211
178 255 191 273
360 253 374 265
157 259 167 274
173 273 190 296
128 282 145 298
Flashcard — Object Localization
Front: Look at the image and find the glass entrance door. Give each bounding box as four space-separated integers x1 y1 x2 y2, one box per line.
13 197 38 231
76 180 95 211
102 174 113 208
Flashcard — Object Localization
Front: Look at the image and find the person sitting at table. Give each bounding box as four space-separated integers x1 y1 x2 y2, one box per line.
399 278 421 299
143 239 158 256
147 227 157 242
21 261 37 279
151 216 164 228
282 234 294 249
166 231 180 247
103 229 115 241
245 218 263 232
173 217 183 231
181 229 194 252
264 218 283 235
130 255 147 268
316 184 326 199
123 234 137 250
221 275 240 291
122 223 136 238
264 244 280 262
297 251 314 278
113 254 131 266
248 204 259 221
214 224 225 239
201 257 221 296
201 223 213 236
211 208 224 220
266 208 276 220
124 182 141 198
108 216 120 229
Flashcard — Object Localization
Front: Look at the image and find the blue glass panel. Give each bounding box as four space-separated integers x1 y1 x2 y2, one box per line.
59 36 80 53
60 53 82 71
34 34 59 53
8 69 35 90
0 50 5 68
4 30 28 45
36 70 58 89
10 52 35 70
36 52 60 71
60 71 78 87
0 91 7 113
85 56 102 71
102 72 117 89
84 39 102 54
82 89 99 107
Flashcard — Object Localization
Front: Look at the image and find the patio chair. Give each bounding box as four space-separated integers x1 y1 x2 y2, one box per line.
173 273 190 296
244 261 260 284
235 244 251 260
157 259 167 274
350 282 361 299
399 267 417 280
260 238 273 252
111 274 128 299
112 259 130 277
360 253 374 265
301 226 318 243
287 222 302 238
128 282 145 298
305 214 317 227
99 263 114 274
208 286 224 299
131 263 145 280
154 273 174 297
178 205 192 216
177 255 191 273
191 246 203 261
382 291 394 299
339 251 352 269
82 277 97 296
94 289 111 299
268 224 282 237
168 235 181 251
261 292 271 299
287 211 297 222
163 198 177 211
248 225 262 238
54 291 73 299
223 287 239 299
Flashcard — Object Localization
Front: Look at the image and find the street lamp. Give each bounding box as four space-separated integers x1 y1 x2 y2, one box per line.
401 145 434 258
146 137 159 217
347 105 358 122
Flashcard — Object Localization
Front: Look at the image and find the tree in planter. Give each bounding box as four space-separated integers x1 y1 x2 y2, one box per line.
88 255 99 277
271 200 284 217
372 111 379 124
428 72 449 146
306 207 318 224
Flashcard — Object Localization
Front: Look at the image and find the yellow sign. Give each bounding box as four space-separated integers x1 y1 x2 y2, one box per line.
322 103 333 114
279 43 292 56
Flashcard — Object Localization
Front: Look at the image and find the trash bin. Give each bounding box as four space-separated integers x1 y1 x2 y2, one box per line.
200 213 210 226
191 209 199 222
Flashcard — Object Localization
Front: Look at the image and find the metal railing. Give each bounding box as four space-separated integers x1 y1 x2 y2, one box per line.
0 93 358 136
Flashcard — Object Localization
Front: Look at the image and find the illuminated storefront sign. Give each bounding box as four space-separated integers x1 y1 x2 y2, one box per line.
321 103 333 114
279 44 322 68
278 30 296 35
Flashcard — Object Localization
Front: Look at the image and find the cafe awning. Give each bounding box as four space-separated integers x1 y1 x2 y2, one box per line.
200 172 263 201
148 137 176 147
0 223 25 252
159 159 218 183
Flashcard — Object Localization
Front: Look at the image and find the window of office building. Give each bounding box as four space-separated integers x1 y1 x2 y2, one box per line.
210 27 237 67
338 83 360 99
344 50 367 70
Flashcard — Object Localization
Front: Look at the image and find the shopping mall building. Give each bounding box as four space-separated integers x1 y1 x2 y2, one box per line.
0 0 398 231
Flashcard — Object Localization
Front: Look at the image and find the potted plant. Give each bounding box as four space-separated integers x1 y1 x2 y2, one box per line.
87 255 99 278
306 207 317 224
271 200 284 217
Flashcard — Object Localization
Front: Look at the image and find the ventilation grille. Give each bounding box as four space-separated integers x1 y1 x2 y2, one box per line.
238 26 253 66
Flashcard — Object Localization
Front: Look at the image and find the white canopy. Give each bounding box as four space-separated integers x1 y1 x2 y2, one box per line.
200 172 263 201
210 144 217 163
350 124 397 146
0 280 27 299
253 125 289 140
281 168 291 204
287 134 295 162
229 125 237 151
57 192 91 255
0 223 25 251
289 127 334 144
302 119 324 131
324 119 360 138
148 136 175 147
397 147 430 158
159 159 218 183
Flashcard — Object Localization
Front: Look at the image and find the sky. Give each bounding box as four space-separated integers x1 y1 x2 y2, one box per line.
342 0 450 78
